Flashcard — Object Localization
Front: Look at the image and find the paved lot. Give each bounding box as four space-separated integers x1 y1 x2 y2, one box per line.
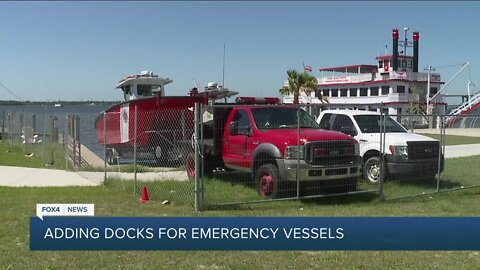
0 166 104 187
445 144 480 158
417 128 480 137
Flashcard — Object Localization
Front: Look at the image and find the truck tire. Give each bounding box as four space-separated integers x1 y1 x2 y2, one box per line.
153 144 163 164
363 156 384 184
255 163 282 199
106 148 118 165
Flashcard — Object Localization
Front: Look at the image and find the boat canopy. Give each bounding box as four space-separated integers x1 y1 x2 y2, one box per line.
116 75 173 89
116 71 173 101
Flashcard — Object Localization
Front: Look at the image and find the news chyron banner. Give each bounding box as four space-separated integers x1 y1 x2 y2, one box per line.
31 205 480 250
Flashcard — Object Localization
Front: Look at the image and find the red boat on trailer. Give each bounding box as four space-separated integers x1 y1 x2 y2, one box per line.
95 71 236 165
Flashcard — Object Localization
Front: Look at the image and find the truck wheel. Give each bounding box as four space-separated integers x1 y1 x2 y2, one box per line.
363 156 384 184
106 148 118 165
153 144 164 165
255 164 281 199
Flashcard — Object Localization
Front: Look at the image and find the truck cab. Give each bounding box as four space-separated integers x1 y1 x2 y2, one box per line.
317 110 444 183
190 97 363 199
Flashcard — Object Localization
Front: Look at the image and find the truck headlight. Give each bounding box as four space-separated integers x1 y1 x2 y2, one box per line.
354 141 360 156
389 145 408 159
285 146 304 159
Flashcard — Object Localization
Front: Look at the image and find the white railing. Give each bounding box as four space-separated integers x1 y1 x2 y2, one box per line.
444 91 480 123
318 71 441 85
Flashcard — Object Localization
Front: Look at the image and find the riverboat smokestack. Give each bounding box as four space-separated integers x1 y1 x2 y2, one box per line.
413 31 419 72
392 29 399 71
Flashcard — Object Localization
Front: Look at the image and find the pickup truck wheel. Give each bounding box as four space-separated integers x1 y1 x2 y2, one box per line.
255 164 281 199
363 156 383 184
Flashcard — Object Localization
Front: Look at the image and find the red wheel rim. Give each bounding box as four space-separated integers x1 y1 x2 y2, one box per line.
259 172 274 197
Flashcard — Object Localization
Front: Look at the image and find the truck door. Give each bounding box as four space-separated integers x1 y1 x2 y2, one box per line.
223 109 251 169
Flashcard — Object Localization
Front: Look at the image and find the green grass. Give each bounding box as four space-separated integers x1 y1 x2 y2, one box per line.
2 156 480 269
81 163 161 173
1 180 480 269
0 140 44 168
417 133 480 145
0 140 67 170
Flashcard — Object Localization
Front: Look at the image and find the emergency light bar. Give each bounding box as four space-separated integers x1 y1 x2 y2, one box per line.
235 97 281 105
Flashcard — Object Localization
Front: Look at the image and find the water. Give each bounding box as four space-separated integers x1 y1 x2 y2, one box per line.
0 103 111 158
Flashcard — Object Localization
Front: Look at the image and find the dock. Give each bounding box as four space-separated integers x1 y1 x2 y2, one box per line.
79 143 107 168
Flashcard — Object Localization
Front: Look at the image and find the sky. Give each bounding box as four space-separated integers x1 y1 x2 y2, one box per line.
0 1 479 102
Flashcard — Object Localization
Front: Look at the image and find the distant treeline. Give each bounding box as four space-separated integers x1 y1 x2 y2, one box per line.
0 100 120 105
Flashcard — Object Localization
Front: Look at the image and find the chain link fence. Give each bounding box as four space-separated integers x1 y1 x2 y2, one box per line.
4 102 479 211
377 112 444 199
379 113 480 199
196 103 378 208
440 114 480 193
1 105 67 169
100 102 196 206
93 101 480 210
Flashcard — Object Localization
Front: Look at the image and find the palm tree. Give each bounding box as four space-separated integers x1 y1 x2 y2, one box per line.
279 69 318 104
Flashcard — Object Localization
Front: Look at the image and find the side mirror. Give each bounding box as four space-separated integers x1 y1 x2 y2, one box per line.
245 126 253 137
340 126 357 137
228 122 238 135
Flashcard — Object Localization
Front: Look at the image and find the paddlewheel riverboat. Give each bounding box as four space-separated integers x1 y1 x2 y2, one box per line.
286 29 448 127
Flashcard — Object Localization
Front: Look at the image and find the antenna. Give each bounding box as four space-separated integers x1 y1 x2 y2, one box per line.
222 44 226 87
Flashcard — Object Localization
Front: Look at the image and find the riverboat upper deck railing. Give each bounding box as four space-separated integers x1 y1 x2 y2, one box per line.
317 71 441 85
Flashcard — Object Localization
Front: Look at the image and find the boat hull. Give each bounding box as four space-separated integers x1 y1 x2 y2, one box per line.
95 95 205 159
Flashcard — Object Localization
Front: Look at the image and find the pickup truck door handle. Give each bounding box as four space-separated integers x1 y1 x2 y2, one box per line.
359 139 368 143
253 141 259 145
225 138 229 145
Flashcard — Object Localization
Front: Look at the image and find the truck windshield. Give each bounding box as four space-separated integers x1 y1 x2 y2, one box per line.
251 108 320 130
353 115 407 133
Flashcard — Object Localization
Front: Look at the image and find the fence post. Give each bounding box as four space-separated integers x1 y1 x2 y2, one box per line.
378 104 386 200
76 116 81 168
8 112 13 144
194 102 201 211
134 105 138 193
103 112 107 181
1 110 4 136
436 115 445 192
65 115 69 169
296 105 300 198
71 115 75 166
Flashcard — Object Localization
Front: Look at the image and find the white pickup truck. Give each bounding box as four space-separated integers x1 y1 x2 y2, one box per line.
317 110 444 183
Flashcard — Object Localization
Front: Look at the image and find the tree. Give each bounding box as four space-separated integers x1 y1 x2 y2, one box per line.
279 69 318 104
405 82 428 129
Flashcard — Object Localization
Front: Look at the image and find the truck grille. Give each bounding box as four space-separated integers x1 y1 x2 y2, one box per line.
407 141 440 160
304 141 356 166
